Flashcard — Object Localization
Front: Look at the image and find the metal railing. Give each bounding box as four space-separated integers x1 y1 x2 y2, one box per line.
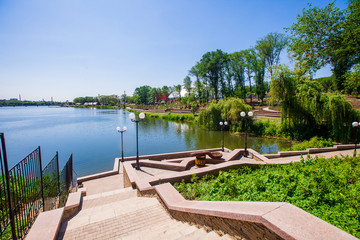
42 152 60 211
0 133 75 240
8 147 44 239
59 153 73 207
1 133 16 240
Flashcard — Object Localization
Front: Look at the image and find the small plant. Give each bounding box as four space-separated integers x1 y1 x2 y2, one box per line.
174 155 360 238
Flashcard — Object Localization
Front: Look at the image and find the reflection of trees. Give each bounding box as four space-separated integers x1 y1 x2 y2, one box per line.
130 115 292 154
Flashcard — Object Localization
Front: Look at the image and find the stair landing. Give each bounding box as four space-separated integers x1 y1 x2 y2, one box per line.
58 173 233 239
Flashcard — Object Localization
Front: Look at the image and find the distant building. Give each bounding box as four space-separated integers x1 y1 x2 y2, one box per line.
10 98 18 101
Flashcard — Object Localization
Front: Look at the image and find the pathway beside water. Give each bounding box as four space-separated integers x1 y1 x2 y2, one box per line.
56 148 357 239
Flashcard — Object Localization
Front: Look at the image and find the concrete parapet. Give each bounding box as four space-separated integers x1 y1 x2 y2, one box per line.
155 183 357 240
77 170 118 185
26 187 87 240
264 144 356 159
25 207 64 240
122 148 223 161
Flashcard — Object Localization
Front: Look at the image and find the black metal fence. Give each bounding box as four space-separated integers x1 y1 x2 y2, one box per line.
7 147 44 239
59 153 73 207
0 133 75 240
42 152 60 211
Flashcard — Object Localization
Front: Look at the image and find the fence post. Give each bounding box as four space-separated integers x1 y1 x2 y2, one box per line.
56 151 60 196
38 146 45 211
0 133 17 240
70 153 73 187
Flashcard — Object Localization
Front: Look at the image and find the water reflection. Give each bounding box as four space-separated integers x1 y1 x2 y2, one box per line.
0 107 292 177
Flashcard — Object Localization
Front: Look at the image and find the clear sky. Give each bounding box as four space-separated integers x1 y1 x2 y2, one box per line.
0 0 347 102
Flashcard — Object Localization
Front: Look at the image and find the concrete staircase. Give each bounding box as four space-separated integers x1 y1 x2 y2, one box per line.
58 187 234 239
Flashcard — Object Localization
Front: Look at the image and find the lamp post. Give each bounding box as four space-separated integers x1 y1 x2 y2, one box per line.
219 121 228 152
241 111 253 157
116 126 127 162
129 112 145 170
352 121 359 155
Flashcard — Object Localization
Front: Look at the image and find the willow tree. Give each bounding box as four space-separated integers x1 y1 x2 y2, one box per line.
270 64 359 141
198 98 251 131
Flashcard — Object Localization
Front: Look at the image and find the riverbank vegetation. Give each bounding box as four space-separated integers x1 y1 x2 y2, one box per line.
71 1 360 144
0 99 66 107
174 155 360 238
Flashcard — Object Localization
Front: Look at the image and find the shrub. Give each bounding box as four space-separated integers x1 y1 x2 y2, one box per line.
174 155 360 237
198 98 252 131
287 136 334 151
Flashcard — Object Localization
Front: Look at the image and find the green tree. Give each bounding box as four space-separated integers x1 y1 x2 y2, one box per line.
174 84 182 100
189 65 207 103
196 49 227 100
270 65 358 141
254 56 266 103
230 52 246 99
183 76 192 96
255 32 288 77
241 49 257 103
344 64 360 95
161 86 171 102
287 2 359 89
134 85 152 104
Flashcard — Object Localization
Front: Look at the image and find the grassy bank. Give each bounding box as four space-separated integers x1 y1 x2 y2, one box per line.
73 105 121 109
174 155 360 238
129 110 198 123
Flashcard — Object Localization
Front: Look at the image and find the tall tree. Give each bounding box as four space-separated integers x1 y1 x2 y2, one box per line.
161 86 171 102
189 65 206 102
134 85 152 104
254 56 267 102
183 76 192 96
174 84 182 100
287 2 360 89
255 32 288 77
230 52 246 99
222 53 235 98
196 49 226 100
241 49 257 103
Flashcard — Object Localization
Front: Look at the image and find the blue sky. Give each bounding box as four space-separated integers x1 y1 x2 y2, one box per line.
0 0 347 101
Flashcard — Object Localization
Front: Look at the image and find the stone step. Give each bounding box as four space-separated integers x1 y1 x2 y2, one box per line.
82 187 137 209
59 197 168 239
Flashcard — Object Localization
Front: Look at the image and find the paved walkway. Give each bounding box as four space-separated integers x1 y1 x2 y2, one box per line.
269 149 356 164
59 172 234 239
58 148 357 239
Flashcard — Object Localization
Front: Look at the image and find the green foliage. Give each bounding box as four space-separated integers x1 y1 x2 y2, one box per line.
161 113 195 122
196 49 227 100
270 65 359 141
344 64 360 95
286 136 333 151
198 98 252 131
287 1 360 89
315 75 337 91
252 119 286 138
255 32 288 77
0 100 64 107
174 155 360 238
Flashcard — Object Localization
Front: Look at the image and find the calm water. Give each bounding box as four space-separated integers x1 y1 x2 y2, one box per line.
0 107 292 177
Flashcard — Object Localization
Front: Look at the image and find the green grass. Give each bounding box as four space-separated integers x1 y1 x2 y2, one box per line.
174 155 360 238
132 111 198 123
285 136 334 151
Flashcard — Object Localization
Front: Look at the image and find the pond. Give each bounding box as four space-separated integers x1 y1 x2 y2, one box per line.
0 106 292 177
